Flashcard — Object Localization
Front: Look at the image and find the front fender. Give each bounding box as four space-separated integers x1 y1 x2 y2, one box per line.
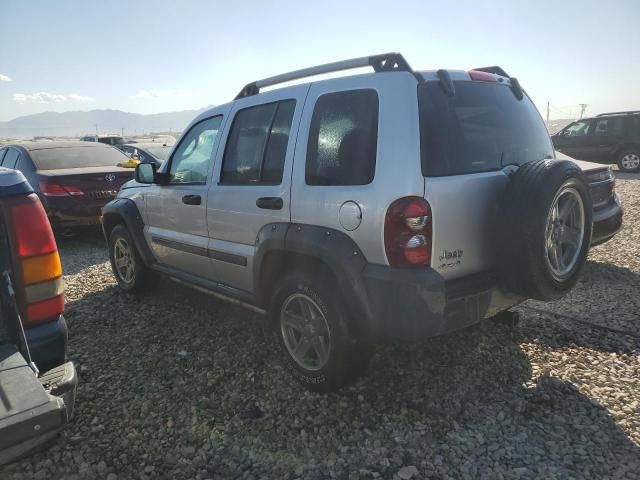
101 199 155 265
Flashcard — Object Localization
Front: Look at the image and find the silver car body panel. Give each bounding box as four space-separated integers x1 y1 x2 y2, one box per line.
116 67 597 295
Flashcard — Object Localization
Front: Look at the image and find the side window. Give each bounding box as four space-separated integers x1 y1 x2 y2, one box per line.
306 89 378 186
2 149 20 169
0 149 6 165
169 116 223 185
562 120 591 137
594 117 624 136
221 100 296 185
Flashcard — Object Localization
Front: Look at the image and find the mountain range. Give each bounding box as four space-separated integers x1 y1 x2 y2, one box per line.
0 107 211 139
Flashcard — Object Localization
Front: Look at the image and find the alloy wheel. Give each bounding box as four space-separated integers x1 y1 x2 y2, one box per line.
280 293 332 371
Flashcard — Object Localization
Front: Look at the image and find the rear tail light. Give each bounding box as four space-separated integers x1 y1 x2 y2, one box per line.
468 70 497 82
384 196 432 267
40 180 84 197
7 194 64 325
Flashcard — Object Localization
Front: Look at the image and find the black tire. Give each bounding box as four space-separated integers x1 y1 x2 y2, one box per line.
269 271 372 393
108 224 156 292
498 159 593 301
616 149 640 173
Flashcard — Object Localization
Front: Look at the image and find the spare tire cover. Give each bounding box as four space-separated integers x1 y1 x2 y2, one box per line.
497 159 593 301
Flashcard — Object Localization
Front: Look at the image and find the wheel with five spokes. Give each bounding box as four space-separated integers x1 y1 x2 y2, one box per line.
498 159 593 301
270 271 372 392
617 150 640 173
108 224 156 292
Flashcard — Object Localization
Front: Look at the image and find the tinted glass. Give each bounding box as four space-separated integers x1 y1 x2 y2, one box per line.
30 146 129 170
306 89 378 185
169 116 222 184
562 121 591 137
594 117 624 136
419 81 553 176
2 149 19 169
0 149 6 165
262 101 295 184
221 103 277 184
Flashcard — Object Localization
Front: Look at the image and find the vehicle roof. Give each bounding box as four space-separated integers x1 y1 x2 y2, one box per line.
6 141 114 152
192 68 511 124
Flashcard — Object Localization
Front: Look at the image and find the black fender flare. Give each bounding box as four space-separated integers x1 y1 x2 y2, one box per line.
101 198 155 265
253 223 374 335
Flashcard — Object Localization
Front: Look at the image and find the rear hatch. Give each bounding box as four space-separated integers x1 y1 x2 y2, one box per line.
418 73 555 279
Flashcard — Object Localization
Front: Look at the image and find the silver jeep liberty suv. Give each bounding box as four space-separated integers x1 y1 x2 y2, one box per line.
103 53 611 392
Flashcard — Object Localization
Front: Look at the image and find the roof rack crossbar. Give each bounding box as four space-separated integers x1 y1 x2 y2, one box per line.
596 110 640 117
473 66 511 78
235 53 413 99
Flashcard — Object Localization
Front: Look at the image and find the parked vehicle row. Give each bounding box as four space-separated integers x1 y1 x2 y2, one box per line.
102 53 623 392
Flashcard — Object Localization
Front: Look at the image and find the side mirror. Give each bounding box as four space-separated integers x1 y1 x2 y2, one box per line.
135 162 156 184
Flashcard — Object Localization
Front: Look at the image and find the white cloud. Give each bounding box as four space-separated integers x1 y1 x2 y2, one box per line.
13 91 95 103
68 93 96 102
131 89 191 99
13 92 67 103
0 74 11 82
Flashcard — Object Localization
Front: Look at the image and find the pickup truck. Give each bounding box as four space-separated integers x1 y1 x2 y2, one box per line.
0 167 76 465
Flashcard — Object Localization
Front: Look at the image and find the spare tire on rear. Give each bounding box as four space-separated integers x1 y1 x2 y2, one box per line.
497 159 593 301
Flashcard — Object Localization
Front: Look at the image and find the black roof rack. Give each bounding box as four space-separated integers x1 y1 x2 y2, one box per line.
235 53 415 99
596 110 640 117
473 66 511 78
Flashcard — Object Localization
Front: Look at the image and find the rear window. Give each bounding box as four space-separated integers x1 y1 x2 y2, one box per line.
30 146 128 170
418 81 553 176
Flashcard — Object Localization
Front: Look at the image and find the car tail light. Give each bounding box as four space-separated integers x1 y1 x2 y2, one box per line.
384 196 432 267
40 180 84 196
7 194 64 325
468 70 497 82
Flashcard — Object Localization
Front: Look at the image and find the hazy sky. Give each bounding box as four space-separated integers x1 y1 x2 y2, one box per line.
1 0 639 122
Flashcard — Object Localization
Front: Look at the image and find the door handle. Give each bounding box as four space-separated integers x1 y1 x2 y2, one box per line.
256 197 283 210
182 194 201 205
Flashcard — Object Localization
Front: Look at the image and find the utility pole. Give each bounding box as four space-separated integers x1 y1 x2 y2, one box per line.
121 127 124 137
95 124 98 135
546 101 550 122
579 104 588 119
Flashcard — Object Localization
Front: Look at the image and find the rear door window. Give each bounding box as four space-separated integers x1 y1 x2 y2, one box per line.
306 89 378 186
594 117 625 136
221 100 295 185
418 81 553 176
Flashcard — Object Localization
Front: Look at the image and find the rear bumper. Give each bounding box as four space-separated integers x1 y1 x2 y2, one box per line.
21 315 68 373
359 266 523 341
42 196 110 228
0 345 76 466
591 196 623 246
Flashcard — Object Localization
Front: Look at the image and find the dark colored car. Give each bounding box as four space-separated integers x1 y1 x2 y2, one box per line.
552 110 640 172
0 141 134 231
116 142 172 167
0 167 76 464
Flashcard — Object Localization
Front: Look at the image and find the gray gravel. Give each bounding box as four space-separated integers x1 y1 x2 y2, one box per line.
2 173 639 480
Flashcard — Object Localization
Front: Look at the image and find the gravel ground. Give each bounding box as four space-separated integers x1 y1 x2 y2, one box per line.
2 173 639 480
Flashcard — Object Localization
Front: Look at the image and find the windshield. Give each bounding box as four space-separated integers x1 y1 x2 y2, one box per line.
141 144 172 160
31 146 128 170
418 81 553 176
